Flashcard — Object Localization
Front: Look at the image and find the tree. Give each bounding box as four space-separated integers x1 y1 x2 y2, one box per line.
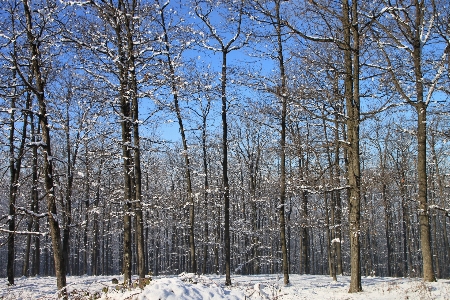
156 0 197 273
279 0 364 290
13 0 67 295
63 0 154 283
194 0 250 285
6 66 29 286
372 0 450 282
273 0 290 285
1 1 30 284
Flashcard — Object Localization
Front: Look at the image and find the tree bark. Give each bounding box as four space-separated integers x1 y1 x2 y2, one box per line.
125 2 146 282
111 0 133 283
416 102 435 281
221 50 232 286
343 0 362 292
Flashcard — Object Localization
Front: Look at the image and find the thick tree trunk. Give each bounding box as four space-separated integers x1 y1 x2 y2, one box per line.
343 0 361 292
416 103 435 282
118 62 133 282
112 0 133 283
124 6 146 282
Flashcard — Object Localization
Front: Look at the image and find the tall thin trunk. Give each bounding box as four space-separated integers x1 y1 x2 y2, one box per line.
201 112 210 275
323 117 337 281
250 153 260 275
401 176 412 276
195 1 246 284
7 103 17 281
83 147 90 275
275 0 289 285
324 193 334 280
22 93 34 277
430 133 450 277
31 119 40 276
62 97 79 276
334 116 343 275
8 81 28 284
382 184 392 277
158 2 196 273
22 0 66 295
300 189 309 274
221 49 231 286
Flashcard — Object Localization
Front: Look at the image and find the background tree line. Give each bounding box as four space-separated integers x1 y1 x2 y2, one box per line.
0 0 449 295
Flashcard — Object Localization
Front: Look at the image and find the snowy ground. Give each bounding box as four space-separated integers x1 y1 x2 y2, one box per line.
1 273 449 299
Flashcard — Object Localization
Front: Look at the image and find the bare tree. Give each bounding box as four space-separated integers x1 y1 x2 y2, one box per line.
372 0 450 282
156 0 197 273
12 0 67 295
194 0 250 285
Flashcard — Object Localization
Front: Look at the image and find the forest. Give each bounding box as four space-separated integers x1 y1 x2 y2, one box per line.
0 0 449 297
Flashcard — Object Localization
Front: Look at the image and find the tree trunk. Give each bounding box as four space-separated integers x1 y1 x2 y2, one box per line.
112 0 133 283
83 164 90 275
119 76 133 284
416 102 435 281
274 0 290 285
430 133 450 277
382 184 392 277
343 0 362 292
221 50 231 286
31 118 40 277
335 119 343 275
300 190 309 274
124 5 146 282
22 0 67 295
201 113 210 275
62 98 79 276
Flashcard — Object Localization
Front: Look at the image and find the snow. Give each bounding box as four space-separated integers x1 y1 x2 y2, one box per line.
1 274 450 300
